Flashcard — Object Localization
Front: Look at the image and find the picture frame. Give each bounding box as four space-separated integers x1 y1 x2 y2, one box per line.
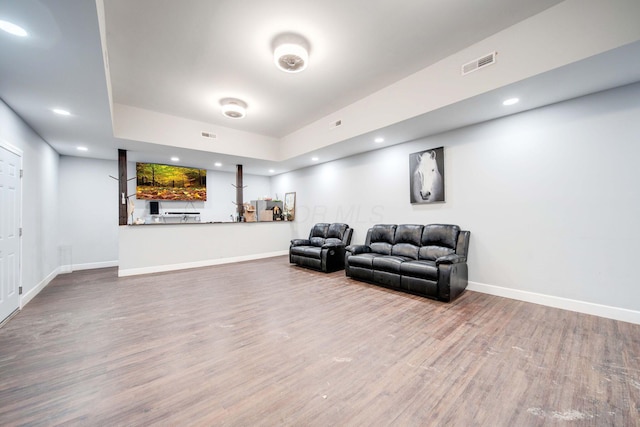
409 147 445 204
284 192 296 221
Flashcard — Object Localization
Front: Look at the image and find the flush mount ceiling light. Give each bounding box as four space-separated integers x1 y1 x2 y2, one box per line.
273 33 309 73
503 97 519 106
0 20 28 37
220 98 247 119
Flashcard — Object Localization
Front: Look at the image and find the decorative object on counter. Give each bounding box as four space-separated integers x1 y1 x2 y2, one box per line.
128 198 135 224
409 147 445 204
252 199 283 222
290 223 353 272
273 205 282 220
345 224 470 302
258 210 273 222
284 192 296 221
244 203 256 222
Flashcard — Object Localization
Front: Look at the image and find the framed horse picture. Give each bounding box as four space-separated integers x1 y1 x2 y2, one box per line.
409 147 445 204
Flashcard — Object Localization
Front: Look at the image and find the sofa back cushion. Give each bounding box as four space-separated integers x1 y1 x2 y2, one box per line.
308 223 329 246
368 224 397 255
391 224 423 260
327 223 349 239
310 223 329 238
419 224 460 260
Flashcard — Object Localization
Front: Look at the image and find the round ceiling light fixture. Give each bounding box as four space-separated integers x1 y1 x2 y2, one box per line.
0 20 28 37
273 33 309 73
220 98 247 119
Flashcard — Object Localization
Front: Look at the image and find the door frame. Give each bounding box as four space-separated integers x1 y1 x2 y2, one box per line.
0 137 23 321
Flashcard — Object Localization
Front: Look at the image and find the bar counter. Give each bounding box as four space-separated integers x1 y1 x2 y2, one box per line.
119 221 301 277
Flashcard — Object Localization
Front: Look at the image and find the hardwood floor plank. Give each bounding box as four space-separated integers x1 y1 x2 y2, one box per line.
1 256 639 426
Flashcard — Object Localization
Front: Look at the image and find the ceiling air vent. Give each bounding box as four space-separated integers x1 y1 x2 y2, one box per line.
461 51 497 75
201 131 216 139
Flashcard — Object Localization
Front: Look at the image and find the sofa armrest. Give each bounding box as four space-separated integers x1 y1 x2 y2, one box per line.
322 242 345 249
436 254 466 265
345 245 371 255
291 239 310 247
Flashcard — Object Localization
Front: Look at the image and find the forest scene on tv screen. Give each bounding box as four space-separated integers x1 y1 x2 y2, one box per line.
136 163 207 201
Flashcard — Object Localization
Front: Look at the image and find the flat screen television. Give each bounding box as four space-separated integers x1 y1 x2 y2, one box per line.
136 162 207 201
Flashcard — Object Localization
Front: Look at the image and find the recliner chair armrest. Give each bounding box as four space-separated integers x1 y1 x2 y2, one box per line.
291 239 310 247
345 245 371 255
436 254 466 265
322 242 345 249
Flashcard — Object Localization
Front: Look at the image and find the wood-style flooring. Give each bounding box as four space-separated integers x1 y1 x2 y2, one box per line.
1 256 639 426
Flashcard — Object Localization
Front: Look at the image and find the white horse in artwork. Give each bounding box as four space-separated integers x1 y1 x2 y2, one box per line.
412 150 443 203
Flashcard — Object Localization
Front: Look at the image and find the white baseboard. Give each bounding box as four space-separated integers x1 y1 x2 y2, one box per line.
20 267 60 308
468 281 640 325
66 260 119 272
118 250 289 277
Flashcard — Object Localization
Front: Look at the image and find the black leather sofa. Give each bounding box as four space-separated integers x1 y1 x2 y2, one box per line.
290 223 353 272
345 224 470 302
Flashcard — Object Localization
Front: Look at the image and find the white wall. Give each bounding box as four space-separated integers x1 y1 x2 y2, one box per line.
272 83 640 315
0 99 59 303
58 156 118 270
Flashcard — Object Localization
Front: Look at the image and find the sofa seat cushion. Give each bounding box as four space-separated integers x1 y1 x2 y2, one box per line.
372 255 412 273
400 260 438 281
290 245 308 256
310 237 326 246
290 245 323 259
348 253 387 269
302 246 323 259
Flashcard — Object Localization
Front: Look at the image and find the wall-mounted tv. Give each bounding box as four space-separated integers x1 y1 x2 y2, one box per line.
136 162 207 201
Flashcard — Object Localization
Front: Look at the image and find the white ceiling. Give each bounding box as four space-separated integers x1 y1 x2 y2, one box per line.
0 0 639 176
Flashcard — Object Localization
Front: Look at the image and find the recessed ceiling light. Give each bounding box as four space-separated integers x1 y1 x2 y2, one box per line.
214 162 222 167
503 98 519 106
76 146 88 151
311 157 319 161
170 157 179 162
0 20 28 37
52 108 71 116
269 169 275 173
374 137 384 143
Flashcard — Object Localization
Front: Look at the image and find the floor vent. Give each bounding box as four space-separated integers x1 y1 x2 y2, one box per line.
461 51 497 75
201 131 217 139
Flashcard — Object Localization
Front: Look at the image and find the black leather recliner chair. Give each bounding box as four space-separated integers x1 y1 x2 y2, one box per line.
345 224 470 302
290 223 353 272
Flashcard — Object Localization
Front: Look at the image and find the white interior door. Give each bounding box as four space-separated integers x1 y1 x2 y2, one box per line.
0 144 22 323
